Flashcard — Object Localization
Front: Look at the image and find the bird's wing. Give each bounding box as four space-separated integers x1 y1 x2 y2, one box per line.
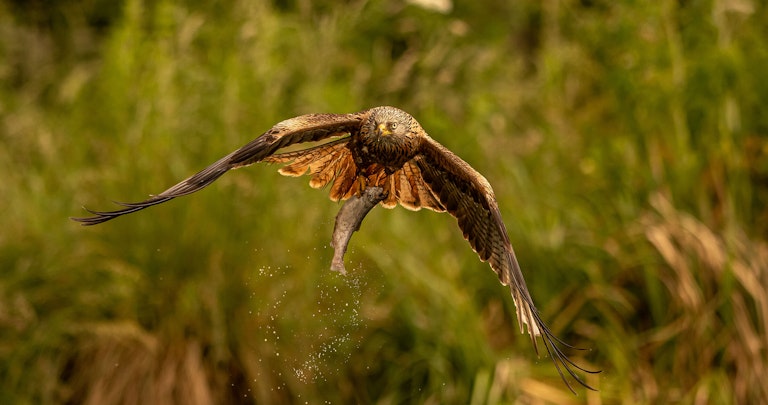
72 111 368 225
415 135 595 391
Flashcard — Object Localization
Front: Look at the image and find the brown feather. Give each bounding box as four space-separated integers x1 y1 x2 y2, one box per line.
328 156 357 202
310 148 350 189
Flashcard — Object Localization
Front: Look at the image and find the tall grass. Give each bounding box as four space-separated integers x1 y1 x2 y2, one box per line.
1 0 766 403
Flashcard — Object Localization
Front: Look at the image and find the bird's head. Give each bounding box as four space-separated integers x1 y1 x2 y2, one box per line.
367 106 415 140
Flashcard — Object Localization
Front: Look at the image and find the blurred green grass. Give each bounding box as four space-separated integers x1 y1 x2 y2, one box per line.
2 0 767 403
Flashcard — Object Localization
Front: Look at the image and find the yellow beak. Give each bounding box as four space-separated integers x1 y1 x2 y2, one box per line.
377 123 391 136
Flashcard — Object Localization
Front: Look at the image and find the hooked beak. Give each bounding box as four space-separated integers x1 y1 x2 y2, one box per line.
376 123 391 136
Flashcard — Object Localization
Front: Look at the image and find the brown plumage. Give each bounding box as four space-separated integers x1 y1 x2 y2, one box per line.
72 106 597 390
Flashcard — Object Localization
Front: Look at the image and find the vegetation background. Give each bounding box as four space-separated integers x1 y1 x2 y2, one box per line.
1 0 767 403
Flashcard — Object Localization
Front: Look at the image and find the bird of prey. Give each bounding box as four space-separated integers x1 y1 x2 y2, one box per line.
73 106 596 390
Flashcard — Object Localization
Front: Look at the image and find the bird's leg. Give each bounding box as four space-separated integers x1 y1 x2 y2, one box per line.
330 186 386 274
355 174 368 197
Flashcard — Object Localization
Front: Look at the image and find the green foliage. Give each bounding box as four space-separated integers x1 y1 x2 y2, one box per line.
2 0 767 403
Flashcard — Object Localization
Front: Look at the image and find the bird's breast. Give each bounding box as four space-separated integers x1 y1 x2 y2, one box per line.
352 134 416 174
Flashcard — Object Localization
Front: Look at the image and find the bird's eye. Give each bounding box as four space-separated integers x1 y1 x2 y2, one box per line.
389 122 398 131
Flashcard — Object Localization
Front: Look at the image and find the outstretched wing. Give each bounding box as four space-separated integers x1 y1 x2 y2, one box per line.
414 135 597 391
72 111 368 225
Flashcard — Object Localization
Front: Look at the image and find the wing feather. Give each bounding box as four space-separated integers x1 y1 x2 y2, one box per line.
72 111 368 225
415 135 596 392
263 138 359 201
262 138 351 188
269 157 446 212
396 166 416 209
310 147 352 190
328 154 358 202
382 174 398 208
370 162 445 212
